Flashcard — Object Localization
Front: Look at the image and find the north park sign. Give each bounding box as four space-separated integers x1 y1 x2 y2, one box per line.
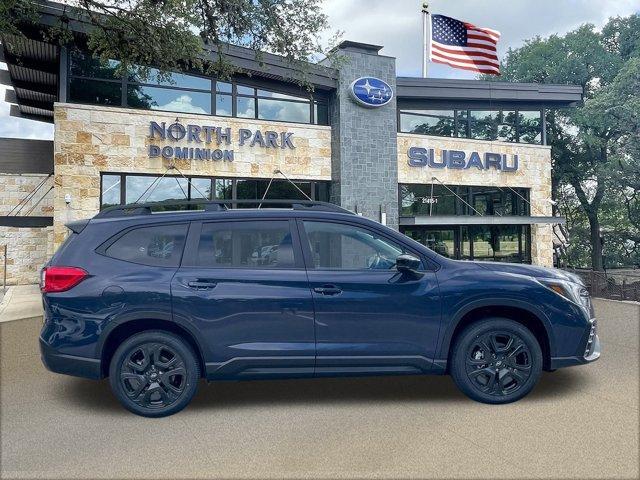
148 120 295 161
407 147 519 172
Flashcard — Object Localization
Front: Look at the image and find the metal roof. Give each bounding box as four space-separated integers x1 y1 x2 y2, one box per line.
396 77 583 108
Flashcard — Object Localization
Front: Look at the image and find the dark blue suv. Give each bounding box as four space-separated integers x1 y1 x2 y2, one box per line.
40 200 600 417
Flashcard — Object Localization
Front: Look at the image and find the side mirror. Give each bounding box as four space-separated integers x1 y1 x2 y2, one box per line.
396 254 421 273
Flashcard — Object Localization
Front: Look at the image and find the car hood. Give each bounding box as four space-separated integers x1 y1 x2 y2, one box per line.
472 261 584 284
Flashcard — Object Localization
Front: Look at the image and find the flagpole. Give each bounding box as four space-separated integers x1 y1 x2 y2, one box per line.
422 2 430 77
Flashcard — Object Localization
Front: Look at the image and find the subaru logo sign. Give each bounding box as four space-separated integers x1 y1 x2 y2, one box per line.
349 77 393 108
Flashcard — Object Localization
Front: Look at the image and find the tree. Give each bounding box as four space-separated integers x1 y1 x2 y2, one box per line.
1 0 334 87
486 16 640 270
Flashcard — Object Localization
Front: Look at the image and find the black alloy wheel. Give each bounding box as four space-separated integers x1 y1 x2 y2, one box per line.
464 331 532 396
109 331 200 417
450 318 543 404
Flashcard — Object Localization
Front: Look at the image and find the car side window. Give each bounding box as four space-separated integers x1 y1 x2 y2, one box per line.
302 221 409 270
197 221 296 268
104 224 188 267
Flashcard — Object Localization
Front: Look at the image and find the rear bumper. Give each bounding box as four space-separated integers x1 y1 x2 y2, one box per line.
39 337 102 380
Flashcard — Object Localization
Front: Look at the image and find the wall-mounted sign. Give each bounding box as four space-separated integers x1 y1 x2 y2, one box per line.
148 121 295 161
349 77 393 108
408 147 518 172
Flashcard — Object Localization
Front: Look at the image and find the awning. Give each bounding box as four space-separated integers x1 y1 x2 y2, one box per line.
399 215 566 226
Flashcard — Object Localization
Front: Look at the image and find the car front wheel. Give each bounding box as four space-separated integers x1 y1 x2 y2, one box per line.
450 318 543 404
109 331 200 417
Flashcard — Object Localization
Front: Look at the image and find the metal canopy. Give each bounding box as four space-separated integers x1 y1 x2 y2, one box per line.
399 215 566 226
396 77 583 108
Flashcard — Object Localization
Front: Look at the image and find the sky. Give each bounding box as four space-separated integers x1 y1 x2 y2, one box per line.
1 0 639 141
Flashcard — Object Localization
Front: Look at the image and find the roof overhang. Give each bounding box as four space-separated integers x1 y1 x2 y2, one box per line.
400 215 566 226
396 77 583 109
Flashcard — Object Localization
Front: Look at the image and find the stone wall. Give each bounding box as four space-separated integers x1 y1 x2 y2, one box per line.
0 226 52 285
0 173 53 216
397 134 554 266
53 103 332 247
0 173 54 285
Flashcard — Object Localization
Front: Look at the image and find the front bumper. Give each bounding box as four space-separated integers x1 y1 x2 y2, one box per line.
550 318 601 369
39 337 102 380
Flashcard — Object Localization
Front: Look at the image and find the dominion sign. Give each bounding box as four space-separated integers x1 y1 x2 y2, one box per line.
148 120 295 161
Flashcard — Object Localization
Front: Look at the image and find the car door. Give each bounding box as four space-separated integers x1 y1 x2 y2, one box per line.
171 218 316 380
297 219 441 376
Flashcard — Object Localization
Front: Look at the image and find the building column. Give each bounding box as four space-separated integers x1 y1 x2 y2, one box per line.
322 42 399 229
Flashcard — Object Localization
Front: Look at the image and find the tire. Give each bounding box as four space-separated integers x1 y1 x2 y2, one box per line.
109 330 200 417
450 318 542 404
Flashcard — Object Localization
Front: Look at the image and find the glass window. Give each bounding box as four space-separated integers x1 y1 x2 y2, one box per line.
518 111 542 144
314 102 329 125
303 221 406 270
127 85 211 114
258 98 310 123
105 224 187 267
214 179 233 199
400 110 455 136
237 85 255 95
455 110 469 137
314 182 330 202
256 89 306 101
470 225 524 262
399 184 457 216
403 227 456 258
215 93 232 116
469 110 498 140
69 78 122 106
216 81 232 93
197 221 295 268
101 175 121 208
190 178 212 200
70 49 121 79
125 176 189 204
236 97 255 118
497 111 517 142
128 67 211 90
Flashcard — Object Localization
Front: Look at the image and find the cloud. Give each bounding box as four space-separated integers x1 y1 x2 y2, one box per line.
2 1 639 140
321 0 640 78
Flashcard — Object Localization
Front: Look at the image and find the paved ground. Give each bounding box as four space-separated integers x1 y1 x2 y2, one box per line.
0 284 42 323
1 299 638 479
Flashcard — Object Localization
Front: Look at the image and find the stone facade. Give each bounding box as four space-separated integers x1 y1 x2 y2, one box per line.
0 174 54 284
53 103 332 247
324 47 399 228
397 133 554 266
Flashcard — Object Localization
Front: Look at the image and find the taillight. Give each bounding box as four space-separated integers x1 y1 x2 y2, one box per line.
41 266 88 293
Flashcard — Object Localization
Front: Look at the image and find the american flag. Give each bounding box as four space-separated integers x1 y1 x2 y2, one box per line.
429 14 501 75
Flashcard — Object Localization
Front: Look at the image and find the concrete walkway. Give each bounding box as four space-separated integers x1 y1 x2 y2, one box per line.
0 284 42 323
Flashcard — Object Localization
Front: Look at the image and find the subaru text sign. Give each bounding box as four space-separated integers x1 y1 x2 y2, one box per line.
349 77 393 107
408 147 518 171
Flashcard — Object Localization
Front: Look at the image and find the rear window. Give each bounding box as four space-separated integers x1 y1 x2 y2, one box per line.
105 224 188 267
196 221 295 268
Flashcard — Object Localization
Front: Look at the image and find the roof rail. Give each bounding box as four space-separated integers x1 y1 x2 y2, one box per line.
95 199 354 218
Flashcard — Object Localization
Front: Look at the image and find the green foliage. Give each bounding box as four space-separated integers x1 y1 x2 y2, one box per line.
2 0 335 89
484 15 640 269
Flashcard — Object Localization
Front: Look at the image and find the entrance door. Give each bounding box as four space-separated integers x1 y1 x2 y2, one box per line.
171 219 316 379
298 219 441 375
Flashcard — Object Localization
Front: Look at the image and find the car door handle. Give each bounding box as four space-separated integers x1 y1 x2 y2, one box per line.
187 280 218 290
313 285 342 295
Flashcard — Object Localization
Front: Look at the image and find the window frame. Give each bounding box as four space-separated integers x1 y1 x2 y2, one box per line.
66 48 329 125
181 218 306 270
296 218 426 272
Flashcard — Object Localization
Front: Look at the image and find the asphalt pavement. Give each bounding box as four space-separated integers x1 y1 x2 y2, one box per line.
1 299 638 479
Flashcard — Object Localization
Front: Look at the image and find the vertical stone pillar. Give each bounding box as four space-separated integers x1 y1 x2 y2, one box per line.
323 42 399 229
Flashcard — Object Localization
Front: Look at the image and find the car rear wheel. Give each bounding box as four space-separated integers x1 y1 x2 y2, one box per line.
450 318 542 404
109 331 200 417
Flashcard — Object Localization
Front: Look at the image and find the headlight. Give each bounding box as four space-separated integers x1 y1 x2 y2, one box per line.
539 279 593 317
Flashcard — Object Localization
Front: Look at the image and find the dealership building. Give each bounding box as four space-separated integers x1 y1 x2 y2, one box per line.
0 1 582 284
